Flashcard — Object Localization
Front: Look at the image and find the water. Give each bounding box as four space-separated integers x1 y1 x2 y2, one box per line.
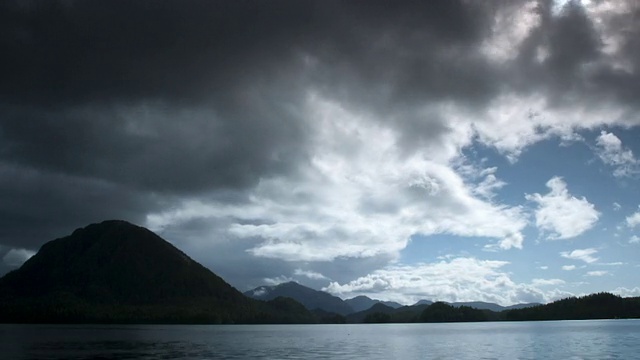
1 320 639 359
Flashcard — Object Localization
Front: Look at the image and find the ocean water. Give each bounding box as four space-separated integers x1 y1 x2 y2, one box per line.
1 320 638 359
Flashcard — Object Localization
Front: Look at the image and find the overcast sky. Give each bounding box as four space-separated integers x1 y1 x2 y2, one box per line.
1 0 639 305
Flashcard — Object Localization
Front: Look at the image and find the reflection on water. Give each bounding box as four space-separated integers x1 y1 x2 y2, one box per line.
1 320 638 359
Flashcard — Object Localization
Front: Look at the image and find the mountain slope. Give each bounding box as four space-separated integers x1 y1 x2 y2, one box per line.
0 220 314 324
1 220 241 304
245 281 354 315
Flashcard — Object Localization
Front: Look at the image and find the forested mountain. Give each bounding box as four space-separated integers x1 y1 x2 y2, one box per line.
0 220 316 324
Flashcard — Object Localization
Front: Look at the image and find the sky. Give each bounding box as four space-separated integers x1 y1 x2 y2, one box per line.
1 0 639 306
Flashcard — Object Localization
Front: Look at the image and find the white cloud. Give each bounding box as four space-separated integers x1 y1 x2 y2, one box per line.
613 202 621 211
526 177 600 239
612 287 640 298
323 257 567 306
531 278 565 286
293 269 329 280
472 171 507 200
626 211 640 228
595 131 638 177
472 94 624 163
585 270 609 277
630 235 640 244
2 248 36 268
562 265 577 271
560 248 599 263
251 288 267 297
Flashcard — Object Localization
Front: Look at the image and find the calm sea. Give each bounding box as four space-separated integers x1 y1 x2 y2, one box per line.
1 320 638 359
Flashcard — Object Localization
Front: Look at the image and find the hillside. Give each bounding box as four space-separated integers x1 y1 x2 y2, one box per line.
0 220 314 324
1 220 241 303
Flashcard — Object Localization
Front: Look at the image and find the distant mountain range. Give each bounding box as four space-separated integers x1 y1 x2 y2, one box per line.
244 283 411 315
245 282 539 315
1 220 637 324
245 281 354 315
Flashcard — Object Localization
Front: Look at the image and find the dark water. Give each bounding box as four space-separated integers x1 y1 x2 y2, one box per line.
1 320 639 359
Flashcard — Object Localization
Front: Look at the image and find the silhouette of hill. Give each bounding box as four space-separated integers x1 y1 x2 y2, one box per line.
245 281 354 315
0 220 314 324
1 220 241 303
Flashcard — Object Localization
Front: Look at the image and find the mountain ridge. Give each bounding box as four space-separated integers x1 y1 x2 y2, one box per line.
244 281 542 315
245 281 354 315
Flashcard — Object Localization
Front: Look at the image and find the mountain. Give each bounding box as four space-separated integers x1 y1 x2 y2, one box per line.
245 281 354 315
0 220 315 324
1 220 241 302
345 295 403 312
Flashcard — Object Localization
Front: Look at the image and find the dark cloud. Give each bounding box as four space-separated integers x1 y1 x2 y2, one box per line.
0 162 157 249
0 96 307 193
0 0 316 106
514 0 640 109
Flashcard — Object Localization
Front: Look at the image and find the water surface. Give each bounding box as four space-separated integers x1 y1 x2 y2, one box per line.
1 320 638 359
